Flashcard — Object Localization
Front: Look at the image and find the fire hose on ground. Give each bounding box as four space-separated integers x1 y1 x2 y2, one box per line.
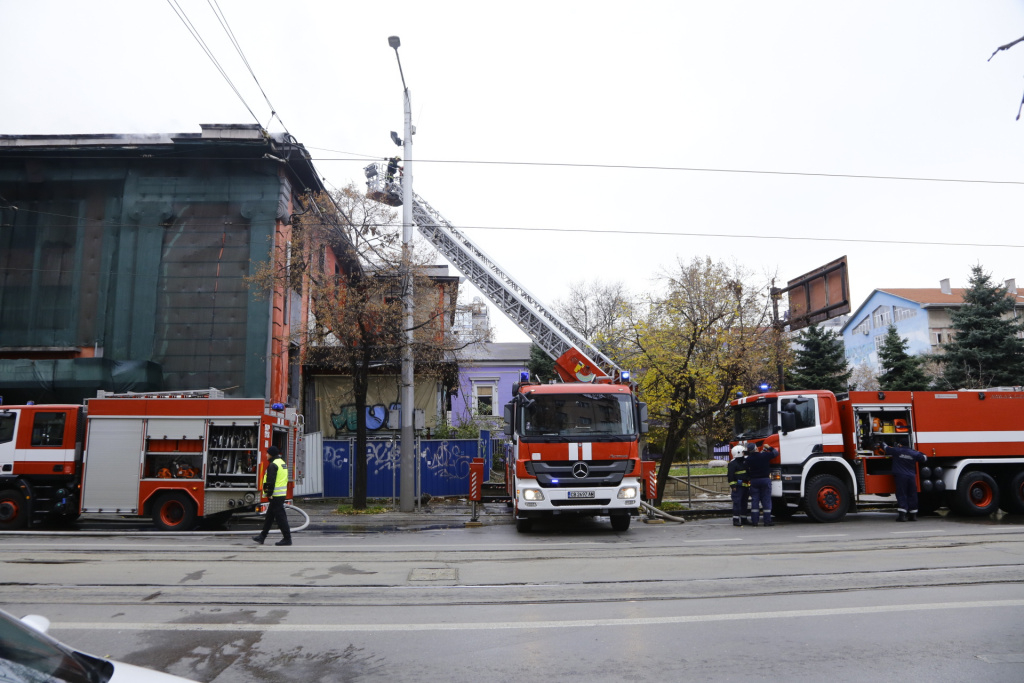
0 504 311 537
640 501 687 523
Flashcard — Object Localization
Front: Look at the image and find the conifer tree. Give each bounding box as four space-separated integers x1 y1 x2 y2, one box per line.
527 344 556 383
787 324 852 393
940 265 1024 389
877 325 930 391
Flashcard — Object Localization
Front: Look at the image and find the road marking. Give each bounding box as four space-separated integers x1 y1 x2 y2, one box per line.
798 534 848 538
46 599 1024 633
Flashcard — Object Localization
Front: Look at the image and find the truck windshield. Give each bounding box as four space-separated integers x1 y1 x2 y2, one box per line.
733 401 774 440
521 393 635 437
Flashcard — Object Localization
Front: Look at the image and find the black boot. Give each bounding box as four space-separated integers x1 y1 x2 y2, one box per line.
896 511 907 522
908 511 917 521
251 535 265 545
733 518 741 527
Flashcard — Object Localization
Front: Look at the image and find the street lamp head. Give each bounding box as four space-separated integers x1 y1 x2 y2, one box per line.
388 36 401 49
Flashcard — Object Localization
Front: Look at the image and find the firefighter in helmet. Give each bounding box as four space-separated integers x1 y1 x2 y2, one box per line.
728 445 751 526
252 446 293 546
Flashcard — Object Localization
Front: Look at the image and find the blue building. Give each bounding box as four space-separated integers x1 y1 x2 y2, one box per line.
841 278 1024 373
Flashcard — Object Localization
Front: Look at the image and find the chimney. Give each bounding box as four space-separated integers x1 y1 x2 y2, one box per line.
940 278 951 295
1006 279 1017 295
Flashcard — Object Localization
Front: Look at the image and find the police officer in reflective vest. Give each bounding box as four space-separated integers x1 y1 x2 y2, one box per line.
875 439 927 521
728 445 751 527
253 446 292 546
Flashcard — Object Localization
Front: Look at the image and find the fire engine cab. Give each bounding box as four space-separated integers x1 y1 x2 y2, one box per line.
730 388 1024 521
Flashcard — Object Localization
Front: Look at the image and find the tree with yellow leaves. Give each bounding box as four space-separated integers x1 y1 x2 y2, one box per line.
618 257 779 504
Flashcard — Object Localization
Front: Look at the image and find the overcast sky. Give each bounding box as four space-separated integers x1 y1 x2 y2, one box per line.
6 1 1024 342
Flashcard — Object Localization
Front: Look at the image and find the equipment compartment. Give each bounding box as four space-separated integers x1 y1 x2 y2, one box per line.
206 423 258 490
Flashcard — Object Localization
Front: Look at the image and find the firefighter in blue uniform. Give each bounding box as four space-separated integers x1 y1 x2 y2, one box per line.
745 442 776 527
728 445 751 526
875 439 927 521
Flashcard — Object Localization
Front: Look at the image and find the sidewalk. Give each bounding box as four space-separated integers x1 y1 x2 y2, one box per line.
291 497 512 532
291 496 732 532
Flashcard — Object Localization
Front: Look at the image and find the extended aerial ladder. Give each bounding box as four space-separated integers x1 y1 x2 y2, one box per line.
365 162 621 383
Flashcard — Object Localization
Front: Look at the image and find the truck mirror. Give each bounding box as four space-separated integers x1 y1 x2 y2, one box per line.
781 411 796 433
638 402 649 434
503 403 514 437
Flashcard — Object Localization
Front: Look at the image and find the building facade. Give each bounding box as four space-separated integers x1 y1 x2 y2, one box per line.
0 124 323 405
450 342 532 431
841 278 1024 372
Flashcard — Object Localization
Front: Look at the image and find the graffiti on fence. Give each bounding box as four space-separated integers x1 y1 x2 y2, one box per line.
367 440 400 476
419 439 474 481
330 404 389 436
324 442 349 472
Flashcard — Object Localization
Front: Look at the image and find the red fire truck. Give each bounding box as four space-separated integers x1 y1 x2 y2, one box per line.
0 389 302 531
502 369 652 532
362 176 656 533
729 388 1024 522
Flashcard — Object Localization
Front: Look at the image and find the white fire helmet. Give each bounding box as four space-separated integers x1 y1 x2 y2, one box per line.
730 445 745 459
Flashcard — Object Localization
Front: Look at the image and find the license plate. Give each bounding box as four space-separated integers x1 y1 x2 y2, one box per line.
568 490 595 499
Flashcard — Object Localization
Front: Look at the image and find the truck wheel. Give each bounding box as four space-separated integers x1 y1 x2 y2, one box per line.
610 515 631 531
804 474 849 523
515 516 532 533
152 492 197 531
952 471 1000 516
0 489 29 530
999 471 1024 515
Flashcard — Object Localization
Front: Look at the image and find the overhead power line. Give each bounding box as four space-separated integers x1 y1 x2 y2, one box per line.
307 153 1024 188
164 0 262 126
3 205 1023 251
206 0 286 132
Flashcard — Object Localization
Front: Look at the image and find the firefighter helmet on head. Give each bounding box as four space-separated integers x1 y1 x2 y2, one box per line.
730 445 745 459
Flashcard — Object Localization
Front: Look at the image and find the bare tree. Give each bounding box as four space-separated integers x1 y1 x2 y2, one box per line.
251 184 475 508
552 279 632 357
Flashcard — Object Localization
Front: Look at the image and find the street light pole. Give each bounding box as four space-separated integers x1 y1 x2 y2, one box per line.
390 35 416 512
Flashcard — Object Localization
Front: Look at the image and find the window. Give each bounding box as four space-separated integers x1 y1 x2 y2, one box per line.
780 398 816 430
31 412 66 447
871 306 892 329
851 318 870 336
521 393 635 437
0 413 14 444
894 306 916 322
474 384 496 416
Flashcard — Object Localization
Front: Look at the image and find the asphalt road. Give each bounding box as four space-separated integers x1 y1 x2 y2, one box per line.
2 508 1023 682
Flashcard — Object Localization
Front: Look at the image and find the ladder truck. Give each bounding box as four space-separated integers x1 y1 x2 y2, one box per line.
0 389 302 531
366 164 653 531
730 388 1024 522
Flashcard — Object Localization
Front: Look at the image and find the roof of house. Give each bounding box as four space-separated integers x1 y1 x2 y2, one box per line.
0 123 325 195
460 342 533 364
877 288 1024 307
842 285 1024 334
